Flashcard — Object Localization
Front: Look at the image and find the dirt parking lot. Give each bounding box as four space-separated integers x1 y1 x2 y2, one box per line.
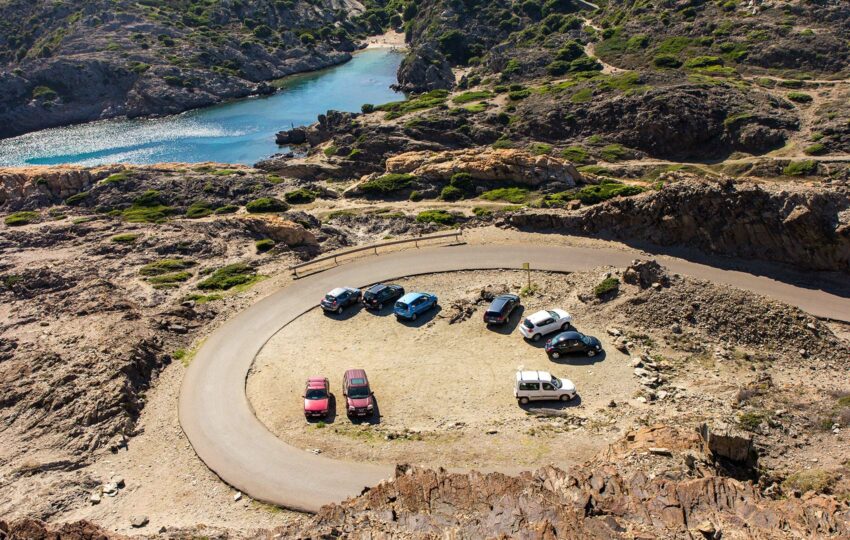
247 270 640 471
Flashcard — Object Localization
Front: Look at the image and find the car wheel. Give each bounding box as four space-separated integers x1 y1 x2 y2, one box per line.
560 394 571 402
532 333 541 342
561 323 570 331
336 306 344 315
587 349 596 357
411 312 417 321
378 303 383 310
519 397 529 405
551 352 560 359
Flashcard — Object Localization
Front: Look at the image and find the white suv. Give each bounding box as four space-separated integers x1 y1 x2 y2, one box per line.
514 370 576 404
519 309 572 341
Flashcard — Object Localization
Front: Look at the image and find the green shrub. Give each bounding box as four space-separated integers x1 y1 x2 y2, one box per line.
450 172 474 191
787 92 813 103
783 160 818 177
376 90 449 119
323 146 338 157
416 210 456 225
530 143 553 155
197 263 258 291
738 411 766 431
804 143 827 156
361 103 375 114
147 271 192 285
123 190 175 223
440 185 464 201
255 238 276 253
479 187 530 204
32 85 58 100
4 211 40 226
246 197 288 213
782 469 838 495
64 191 90 206
408 191 423 202
684 56 723 69
544 180 644 207
653 54 682 68
599 144 629 162
452 90 492 104
508 89 532 101
111 233 141 244
139 259 196 276
186 201 214 219
778 79 804 89
360 173 414 195
284 189 317 204
101 172 130 184
594 277 620 298
492 138 515 149
561 146 590 163
214 205 239 215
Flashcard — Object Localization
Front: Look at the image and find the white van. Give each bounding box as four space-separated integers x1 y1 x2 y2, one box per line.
514 370 576 404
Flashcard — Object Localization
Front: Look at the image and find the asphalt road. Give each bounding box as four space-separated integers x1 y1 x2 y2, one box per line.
178 243 850 513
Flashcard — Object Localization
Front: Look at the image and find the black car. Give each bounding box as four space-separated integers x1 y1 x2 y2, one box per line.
320 287 362 314
483 294 521 325
362 283 405 310
545 331 603 359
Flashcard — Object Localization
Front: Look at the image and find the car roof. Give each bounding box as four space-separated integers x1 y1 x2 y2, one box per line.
527 310 553 324
306 378 327 388
489 294 518 309
345 368 367 380
398 292 428 303
553 331 582 341
328 287 350 296
366 284 387 293
517 370 552 382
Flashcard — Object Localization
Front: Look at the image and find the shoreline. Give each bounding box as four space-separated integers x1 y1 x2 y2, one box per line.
364 29 407 50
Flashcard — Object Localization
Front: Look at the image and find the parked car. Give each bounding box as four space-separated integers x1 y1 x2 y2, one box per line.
514 370 576 405
320 287 361 314
303 377 331 419
545 331 603 359
519 309 572 341
394 292 438 321
362 283 405 310
483 294 521 325
342 369 374 418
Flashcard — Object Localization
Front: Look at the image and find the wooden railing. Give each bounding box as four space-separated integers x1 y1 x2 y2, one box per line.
289 230 464 277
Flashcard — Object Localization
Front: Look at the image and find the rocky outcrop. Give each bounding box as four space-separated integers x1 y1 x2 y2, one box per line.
385 148 582 187
509 177 850 273
0 519 117 540
395 44 455 93
236 215 318 247
0 167 115 210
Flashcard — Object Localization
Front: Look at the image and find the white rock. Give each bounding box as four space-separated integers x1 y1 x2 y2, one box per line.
234 491 243 502
606 328 622 337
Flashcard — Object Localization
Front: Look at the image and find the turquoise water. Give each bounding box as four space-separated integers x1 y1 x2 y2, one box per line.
0 49 403 166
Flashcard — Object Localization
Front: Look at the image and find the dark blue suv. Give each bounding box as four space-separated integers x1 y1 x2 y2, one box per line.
483 294 521 325
320 287 361 314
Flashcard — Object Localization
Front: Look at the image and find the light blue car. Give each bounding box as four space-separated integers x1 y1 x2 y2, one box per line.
394 292 438 321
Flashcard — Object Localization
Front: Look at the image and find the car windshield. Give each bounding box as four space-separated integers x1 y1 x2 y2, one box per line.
547 310 560 320
364 291 376 300
324 294 337 302
396 301 408 310
551 376 562 389
305 389 327 400
581 335 592 345
348 386 370 399
523 319 534 329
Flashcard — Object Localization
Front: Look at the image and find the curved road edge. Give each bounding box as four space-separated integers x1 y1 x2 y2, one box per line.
179 243 850 513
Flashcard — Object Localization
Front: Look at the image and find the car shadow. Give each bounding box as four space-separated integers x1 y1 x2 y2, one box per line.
520 394 583 412
363 302 397 318
305 394 338 425
396 305 442 328
323 303 363 321
549 350 607 366
348 395 381 425
487 305 525 335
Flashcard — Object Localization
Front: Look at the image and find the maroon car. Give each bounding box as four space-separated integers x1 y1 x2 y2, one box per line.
303 377 330 419
342 369 374 418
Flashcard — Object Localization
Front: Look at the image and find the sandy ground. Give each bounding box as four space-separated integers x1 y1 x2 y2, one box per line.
364 30 406 50
247 270 639 471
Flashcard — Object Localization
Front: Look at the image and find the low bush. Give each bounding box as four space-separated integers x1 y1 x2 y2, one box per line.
738 411 766 431
440 185 464 201
561 146 590 163
684 56 724 69
452 90 492 104
449 172 474 191
197 263 258 291
65 191 90 206
653 54 682 68
782 469 838 495
101 172 130 184
787 92 813 103
4 211 40 226
530 143 553 155
599 144 630 162
360 173 414 195
139 259 196 276
284 189 317 204
186 201 214 219
543 180 644 207
594 277 620 298
416 210 456 225
479 187 530 204
804 143 826 156
255 238 275 253
783 160 818 176
408 191 423 202
123 190 176 223
111 233 141 244
147 271 192 286
246 197 288 213
214 205 239 215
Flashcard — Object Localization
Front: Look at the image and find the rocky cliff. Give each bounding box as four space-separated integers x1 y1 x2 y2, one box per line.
509 177 850 273
0 0 400 138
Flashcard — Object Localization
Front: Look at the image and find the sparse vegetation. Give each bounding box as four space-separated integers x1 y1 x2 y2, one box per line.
255 239 276 253
479 187 530 204
284 189 318 205
782 160 818 177
360 173 415 195
4 211 40 226
594 277 620 298
416 210 456 226
246 197 288 213
111 233 141 244
197 263 258 291
139 259 196 277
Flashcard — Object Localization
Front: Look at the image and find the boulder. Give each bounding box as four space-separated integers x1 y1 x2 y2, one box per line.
275 127 307 145
395 44 455 93
623 260 670 289
698 423 755 464
236 215 318 247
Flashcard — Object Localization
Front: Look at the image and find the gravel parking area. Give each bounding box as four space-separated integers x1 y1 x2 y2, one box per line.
247 270 638 471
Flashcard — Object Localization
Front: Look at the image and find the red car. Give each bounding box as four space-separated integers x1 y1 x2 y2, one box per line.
303 377 330 419
342 369 374 418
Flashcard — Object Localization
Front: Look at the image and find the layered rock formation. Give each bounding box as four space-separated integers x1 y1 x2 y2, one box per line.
510 177 850 273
